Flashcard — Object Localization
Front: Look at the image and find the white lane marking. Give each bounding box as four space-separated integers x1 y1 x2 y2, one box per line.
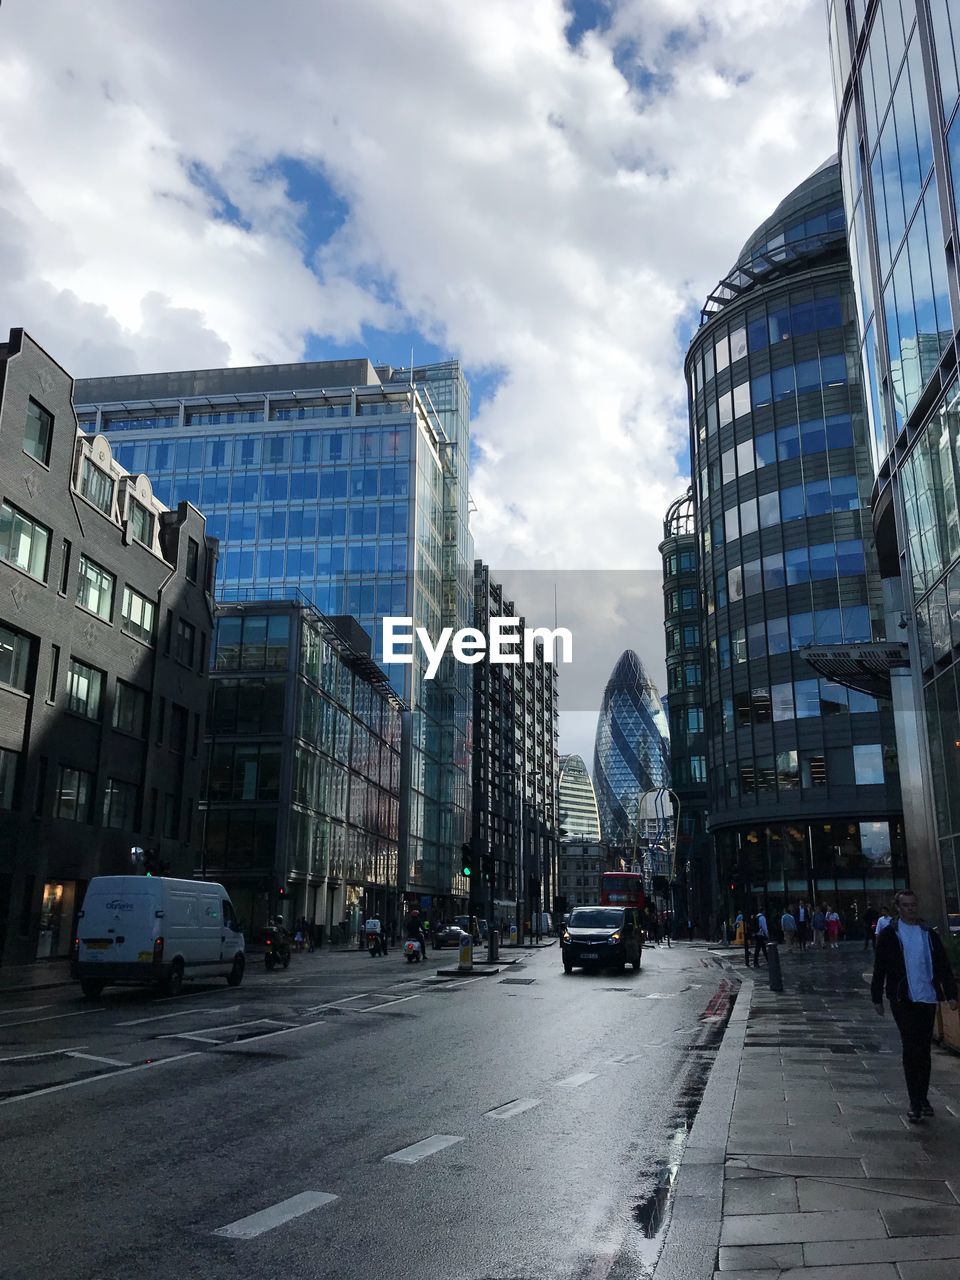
0 1008 100 1030
441 976 488 989
66 1051 130 1067
0 1004 46 1015
118 1005 241 1027
216 1019 326 1046
484 1098 542 1119
359 993 424 1012
304 993 374 1014
0 1052 200 1105
555 1072 598 1089
213 1191 338 1239
158 1018 295 1041
383 1135 464 1164
0 1046 86 1063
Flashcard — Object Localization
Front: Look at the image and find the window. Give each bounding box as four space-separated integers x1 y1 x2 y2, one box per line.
186 537 199 583
103 779 139 830
0 500 50 580
48 643 59 701
772 682 794 721
121 586 155 644
129 500 153 545
163 792 179 839
59 539 71 594
175 618 196 667
169 703 188 754
80 457 114 515
801 752 827 788
76 555 115 622
854 744 884 785
0 747 18 809
66 658 102 720
113 680 147 737
55 766 93 822
24 399 53 464
0 624 31 691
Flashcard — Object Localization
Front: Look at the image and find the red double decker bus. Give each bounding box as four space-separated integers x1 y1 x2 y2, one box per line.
600 871 646 910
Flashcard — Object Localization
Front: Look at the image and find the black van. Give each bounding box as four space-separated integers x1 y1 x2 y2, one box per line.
561 906 642 973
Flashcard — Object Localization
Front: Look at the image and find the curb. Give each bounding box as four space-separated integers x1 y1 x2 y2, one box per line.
653 976 754 1280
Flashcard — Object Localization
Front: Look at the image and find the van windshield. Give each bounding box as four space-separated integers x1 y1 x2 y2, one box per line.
568 908 625 929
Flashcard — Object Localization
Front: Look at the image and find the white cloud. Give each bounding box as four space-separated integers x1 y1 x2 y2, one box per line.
0 0 836 727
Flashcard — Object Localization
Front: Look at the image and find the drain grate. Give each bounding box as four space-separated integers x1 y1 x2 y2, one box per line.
499 977 536 985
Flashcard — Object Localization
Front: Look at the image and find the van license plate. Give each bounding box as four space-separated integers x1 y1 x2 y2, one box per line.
85 941 111 950
581 952 598 960
138 951 153 961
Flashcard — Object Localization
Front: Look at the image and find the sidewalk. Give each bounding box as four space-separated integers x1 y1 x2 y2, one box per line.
657 943 960 1280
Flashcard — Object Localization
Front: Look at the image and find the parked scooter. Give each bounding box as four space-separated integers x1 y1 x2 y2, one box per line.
264 919 291 971
404 939 422 964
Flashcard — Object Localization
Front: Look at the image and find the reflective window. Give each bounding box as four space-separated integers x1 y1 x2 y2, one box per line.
80 458 114 515
733 380 751 419
758 491 780 528
0 624 31 692
762 552 785 588
66 658 102 720
121 586 155 645
854 743 885 785
0 500 50 581
772 682 794 721
24 399 53 465
55 766 93 823
736 439 754 476
930 0 960 122
76 555 114 622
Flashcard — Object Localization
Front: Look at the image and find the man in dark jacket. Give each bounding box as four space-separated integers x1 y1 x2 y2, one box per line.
872 889 958 1122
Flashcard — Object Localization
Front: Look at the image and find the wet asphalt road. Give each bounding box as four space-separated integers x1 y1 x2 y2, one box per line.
0 943 736 1280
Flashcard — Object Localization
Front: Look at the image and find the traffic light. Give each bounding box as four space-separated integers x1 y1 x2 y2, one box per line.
277 886 287 900
481 853 493 884
143 849 160 876
461 844 473 877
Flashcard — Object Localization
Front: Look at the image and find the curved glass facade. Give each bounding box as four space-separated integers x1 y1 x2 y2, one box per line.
558 754 602 842
593 650 671 867
831 0 960 922
688 159 904 926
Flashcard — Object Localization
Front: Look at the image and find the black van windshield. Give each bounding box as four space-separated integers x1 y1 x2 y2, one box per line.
568 908 625 929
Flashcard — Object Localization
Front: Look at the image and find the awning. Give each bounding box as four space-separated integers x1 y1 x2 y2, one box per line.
801 642 910 698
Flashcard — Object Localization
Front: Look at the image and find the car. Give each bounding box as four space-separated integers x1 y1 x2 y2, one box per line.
433 923 471 949
72 875 246 998
561 905 642 974
453 915 489 941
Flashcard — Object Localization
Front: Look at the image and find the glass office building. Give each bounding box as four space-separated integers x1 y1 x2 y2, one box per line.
687 158 905 926
73 359 473 910
829 0 960 924
660 490 715 931
593 649 671 882
557 754 602 842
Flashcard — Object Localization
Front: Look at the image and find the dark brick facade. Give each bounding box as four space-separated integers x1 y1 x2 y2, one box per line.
0 329 217 965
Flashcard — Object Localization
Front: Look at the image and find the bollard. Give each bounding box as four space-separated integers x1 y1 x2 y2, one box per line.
767 940 784 992
509 924 518 948
489 929 500 962
458 937 473 972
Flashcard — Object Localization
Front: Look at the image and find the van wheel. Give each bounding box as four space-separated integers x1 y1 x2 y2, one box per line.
226 955 245 987
161 960 184 997
80 979 105 999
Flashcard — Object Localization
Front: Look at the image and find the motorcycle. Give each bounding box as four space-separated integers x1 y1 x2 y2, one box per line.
367 931 383 956
404 939 422 964
264 925 291 971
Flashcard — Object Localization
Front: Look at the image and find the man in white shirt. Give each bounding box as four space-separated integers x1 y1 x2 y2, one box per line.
872 890 958 1122
751 911 769 968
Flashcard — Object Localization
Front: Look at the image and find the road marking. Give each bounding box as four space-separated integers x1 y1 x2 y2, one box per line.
216 1019 326 1046
484 1098 542 1119
66 1051 130 1067
441 976 488 990
555 1072 598 1089
0 1004 46 1015
159 1018 295 1042
304 993 374 1014
118 1005 241 1027
0 1046 86 1063
0 1007 101 1030
0 1052 200 1105
213 1191 338 1239
383 1135 464 1164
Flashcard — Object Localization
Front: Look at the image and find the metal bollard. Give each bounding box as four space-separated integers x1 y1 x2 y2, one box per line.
490 929 500 962
767 941 784 992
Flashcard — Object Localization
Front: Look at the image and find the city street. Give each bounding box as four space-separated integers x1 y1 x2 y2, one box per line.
1 943 735 1280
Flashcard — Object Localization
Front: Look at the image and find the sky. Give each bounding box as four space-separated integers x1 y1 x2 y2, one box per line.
0 0 839 763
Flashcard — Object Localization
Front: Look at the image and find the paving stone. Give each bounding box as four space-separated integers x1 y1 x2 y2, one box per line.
796 1178 957 1212
802 1235 960 1266
716 1242 804 1270
780 1267 898 1280
880 1205 960 1237
728 1155 866 1177
723 1176 798 1215
896 1261 960 1279
728 1133 794 1155
720 1209 885 1245
713 1271 778 1279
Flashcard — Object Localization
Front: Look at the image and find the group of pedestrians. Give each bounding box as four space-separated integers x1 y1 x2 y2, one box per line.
739 902 843 966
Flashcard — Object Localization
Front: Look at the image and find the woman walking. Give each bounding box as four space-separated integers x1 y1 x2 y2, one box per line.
825 906 841 949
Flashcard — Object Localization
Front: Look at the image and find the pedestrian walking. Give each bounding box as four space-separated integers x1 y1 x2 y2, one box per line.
781 905 798 950
872 889 958 1122
864 906 879 953
812 905 827 949
687 918 694 942
876 907 895 939
825 906 841 949
749 911 769 967
796 901 811 951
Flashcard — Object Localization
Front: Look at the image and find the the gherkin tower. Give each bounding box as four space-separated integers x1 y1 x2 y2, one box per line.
593 650 670 847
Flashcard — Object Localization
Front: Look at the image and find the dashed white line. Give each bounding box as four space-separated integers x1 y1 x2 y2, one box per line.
555 1072 598 1089
118 1005 241 1027
0 1052 200 1105
159 1018 294 1042
0 1008 100 1030
217 1019 326 1046
66 1051 130 1067
213 1191 338 1239
484 1098 542 1119
383 1135 464 1164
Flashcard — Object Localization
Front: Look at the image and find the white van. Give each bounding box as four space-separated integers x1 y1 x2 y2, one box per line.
72 876 245 998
